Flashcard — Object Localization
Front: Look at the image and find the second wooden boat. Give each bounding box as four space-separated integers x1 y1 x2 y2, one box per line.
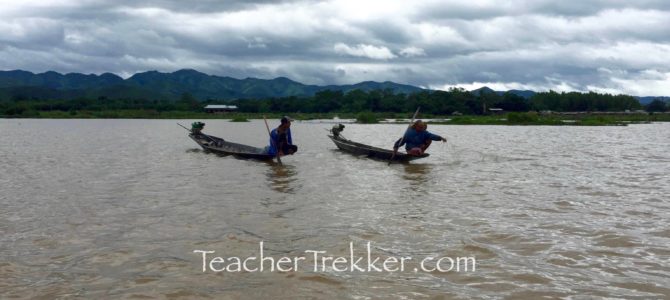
327 124 429 162
183 122 275 161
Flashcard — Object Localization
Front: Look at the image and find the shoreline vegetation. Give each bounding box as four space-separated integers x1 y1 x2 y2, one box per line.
2 110 669 126
2 88 668 125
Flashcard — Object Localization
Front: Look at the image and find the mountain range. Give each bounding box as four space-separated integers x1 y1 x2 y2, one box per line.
0 69 667 104
470 86 537 99
0 69 422 101
469 86 668 105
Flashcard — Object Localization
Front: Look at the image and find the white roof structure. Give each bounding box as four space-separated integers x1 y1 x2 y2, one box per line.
204 105 238 109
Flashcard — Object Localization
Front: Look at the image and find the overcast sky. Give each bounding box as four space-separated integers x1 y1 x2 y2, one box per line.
1 0 669 95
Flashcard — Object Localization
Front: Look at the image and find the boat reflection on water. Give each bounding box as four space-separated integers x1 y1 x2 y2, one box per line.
266 163 299 194
402 163 431 179
401 163 432 193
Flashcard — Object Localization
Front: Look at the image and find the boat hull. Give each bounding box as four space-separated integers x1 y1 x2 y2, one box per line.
328 134 429 162
189 133 275 161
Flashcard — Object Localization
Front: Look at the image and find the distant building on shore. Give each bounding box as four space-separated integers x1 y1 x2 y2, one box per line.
204 105 238 113
488 108 504 115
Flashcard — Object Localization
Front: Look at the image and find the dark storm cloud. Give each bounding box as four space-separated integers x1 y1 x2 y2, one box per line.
1 0 669 95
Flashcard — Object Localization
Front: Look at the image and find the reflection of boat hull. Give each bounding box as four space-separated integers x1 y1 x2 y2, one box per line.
189 133 275 161
328 134 429 162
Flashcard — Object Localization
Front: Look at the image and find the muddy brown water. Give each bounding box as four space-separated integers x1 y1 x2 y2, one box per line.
1 119 669 299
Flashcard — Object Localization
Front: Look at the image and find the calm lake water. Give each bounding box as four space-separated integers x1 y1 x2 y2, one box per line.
1 119 669 299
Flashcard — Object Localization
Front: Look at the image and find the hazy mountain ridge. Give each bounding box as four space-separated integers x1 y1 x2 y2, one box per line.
470 86 668 105
636 96 670 105
0 69 667 103
0 69 422 100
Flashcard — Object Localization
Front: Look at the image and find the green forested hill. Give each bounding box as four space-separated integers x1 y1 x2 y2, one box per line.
0 69 423 100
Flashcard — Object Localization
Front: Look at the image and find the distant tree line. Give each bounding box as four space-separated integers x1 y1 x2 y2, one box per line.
1 87 665 117
228 88 646 114
0 94 201 116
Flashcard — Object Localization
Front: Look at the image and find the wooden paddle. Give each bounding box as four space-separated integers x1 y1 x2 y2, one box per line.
263 115 282 164
389 107 421 165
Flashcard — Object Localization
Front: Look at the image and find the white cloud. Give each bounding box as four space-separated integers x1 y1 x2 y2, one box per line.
605 71 670 96
399 46 426 57
1 0 670 95
333 43 397 60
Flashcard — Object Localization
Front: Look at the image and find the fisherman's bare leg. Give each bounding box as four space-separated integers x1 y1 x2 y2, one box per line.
420 140 432 152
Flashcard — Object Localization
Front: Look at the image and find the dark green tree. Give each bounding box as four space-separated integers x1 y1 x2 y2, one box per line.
646 99 667 112
177 92 200 111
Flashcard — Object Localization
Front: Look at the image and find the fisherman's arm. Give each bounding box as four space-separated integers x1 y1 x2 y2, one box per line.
393 138 406 150
428 132 447 142
395 129 414 149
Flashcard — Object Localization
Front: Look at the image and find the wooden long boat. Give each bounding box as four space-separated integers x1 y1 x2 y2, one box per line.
327 124 429 162
183 122 275 160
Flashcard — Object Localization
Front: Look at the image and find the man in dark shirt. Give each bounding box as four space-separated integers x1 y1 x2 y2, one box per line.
267 116 298 157
393 120 446 156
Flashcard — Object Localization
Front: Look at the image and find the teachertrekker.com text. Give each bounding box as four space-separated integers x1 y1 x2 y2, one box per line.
194 241 476 273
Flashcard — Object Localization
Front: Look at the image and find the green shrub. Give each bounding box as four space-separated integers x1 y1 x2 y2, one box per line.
21 109 39 117
507 112 538 123
356 111 378 124
230 116 249 122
